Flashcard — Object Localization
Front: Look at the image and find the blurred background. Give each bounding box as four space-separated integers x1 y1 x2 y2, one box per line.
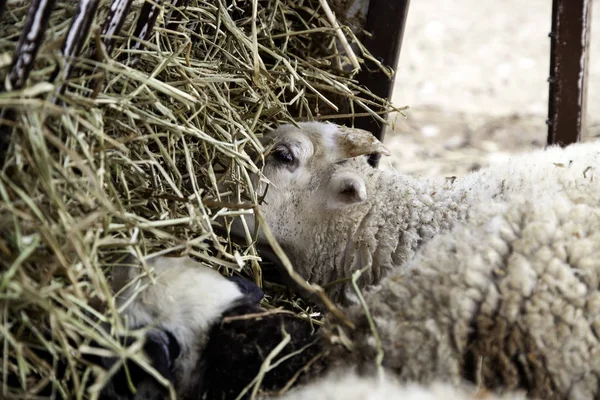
382 0 600 176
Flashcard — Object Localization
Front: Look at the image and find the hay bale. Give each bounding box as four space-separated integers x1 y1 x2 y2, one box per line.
0 0 399 397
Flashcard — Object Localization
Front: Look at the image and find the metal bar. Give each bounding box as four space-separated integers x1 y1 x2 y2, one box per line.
0 0 7 23
547 0 592 146
85 0 133 96
0 0 57 167
122 0 165 67
166 0 191 32
351 0 410 167
100 0 134 56
51 0 100 100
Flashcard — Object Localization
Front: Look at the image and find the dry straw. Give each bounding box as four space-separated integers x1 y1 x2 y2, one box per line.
0 0 400 397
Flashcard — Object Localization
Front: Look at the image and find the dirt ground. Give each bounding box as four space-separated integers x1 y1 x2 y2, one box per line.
383 0 600 177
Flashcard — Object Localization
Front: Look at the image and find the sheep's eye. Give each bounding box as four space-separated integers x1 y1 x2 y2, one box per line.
271 146 294 165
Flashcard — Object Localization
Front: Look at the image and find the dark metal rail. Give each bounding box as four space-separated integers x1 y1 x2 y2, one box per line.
547 0 592 146
353 0 410 167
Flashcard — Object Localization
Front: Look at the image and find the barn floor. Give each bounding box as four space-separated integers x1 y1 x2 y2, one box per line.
383 0 600 177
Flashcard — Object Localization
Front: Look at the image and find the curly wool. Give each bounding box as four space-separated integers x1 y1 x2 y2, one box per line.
322 194 600 399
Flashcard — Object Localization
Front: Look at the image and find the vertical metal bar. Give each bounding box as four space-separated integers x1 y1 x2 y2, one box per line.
85 0 133 96
547 0 592 146
0 0 57 167
166 0 191 32
351 0 410 167
100 0 134 56
51 0 100 99
123 0 165 67
5 0 57 91
0 0 7 23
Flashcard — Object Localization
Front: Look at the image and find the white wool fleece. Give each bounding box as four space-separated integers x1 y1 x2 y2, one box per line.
271 368 525 400
323 193 600 399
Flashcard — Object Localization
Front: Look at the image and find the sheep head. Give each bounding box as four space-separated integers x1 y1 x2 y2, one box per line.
228 122 393 301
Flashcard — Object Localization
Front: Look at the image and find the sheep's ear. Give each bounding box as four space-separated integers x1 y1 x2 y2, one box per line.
336 126 390 158
228 275 264 304
325 171 367 209
93 328 179 398
143 329 181 381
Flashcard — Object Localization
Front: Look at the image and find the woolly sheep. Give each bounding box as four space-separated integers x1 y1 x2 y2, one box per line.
107 255 527 400
272 369 525 400
239 121 600 302
319 192 600 399
206 190 600 399
100 255 264 399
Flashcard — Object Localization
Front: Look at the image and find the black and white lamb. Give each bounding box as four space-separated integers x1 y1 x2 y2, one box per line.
98 254 264 399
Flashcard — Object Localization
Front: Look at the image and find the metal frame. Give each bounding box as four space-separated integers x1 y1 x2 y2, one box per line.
351 0 410 167
547 0 592 146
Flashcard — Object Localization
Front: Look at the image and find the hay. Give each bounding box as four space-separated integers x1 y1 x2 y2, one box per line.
0 0 400 397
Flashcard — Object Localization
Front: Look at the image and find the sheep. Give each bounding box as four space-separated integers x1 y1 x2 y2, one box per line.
205 190 600 399
239 121 600 302
271 368 526 400
98 254 264 399
318 192 600 399
105 184 600 399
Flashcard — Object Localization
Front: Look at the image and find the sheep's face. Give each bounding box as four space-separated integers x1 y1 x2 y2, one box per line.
101 256 263 399
231 122 390 291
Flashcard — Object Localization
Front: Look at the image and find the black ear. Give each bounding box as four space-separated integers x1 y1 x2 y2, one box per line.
143 329 181 381
228 276 264 304
93 329 180 399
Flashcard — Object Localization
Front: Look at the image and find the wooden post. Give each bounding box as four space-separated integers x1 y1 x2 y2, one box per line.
352 0 410 167
547 0 592 146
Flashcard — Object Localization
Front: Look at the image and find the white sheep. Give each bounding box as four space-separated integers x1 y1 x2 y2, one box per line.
100 254 264 399
206 189 600 399
96 123 600 398
104 254 532 400
243 121 600 302
318 191 600 399
272 368 525 400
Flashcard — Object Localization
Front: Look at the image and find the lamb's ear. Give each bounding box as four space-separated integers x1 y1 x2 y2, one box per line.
325 170 367 209
227 276 264 304
143 329 181 381
93 328 179 398
335 126 391 158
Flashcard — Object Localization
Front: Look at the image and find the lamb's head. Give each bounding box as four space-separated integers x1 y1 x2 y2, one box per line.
231 122 399 301
100 255 263 399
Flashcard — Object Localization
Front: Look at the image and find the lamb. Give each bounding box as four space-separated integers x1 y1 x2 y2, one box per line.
102 253 530 400
98 254 264 399
206 189 600 399
317 192 600 399
238 121 600 302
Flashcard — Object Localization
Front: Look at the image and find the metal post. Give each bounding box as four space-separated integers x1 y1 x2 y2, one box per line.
353 0 410 167
547 0 592 146
0 0 57 167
